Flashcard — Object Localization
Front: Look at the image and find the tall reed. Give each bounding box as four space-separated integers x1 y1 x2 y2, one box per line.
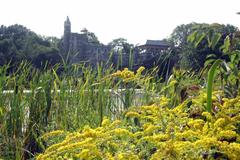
0 59 158 159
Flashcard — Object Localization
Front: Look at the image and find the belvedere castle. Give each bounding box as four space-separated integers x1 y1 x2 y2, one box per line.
62 17 170 68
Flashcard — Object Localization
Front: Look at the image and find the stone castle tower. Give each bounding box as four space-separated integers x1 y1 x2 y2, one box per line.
61 16 170 67
63 16 71 53
62 16 112 64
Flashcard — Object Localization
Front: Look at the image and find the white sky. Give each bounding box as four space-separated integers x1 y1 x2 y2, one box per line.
0 0 240 44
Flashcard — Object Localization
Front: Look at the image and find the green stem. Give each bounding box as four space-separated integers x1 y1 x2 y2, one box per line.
206 59 222 112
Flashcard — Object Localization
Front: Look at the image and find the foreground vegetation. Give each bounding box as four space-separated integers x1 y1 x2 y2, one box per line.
0 63 159 159
37 92 240 159
36 24 240 159
0 22 240 159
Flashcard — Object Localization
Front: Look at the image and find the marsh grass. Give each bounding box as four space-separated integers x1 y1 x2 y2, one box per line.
0 60 159 159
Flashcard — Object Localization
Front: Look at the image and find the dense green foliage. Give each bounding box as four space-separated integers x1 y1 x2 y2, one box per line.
0 25 60 68
169 23 239 71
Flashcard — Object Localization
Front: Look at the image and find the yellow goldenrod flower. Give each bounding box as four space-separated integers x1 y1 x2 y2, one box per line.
213 118 226 129
110 120 122 128
125 111 141 118
136 66 145 76
187 119 205 130
76 149 90 158
159 96 170 107
175 130 200 141
143 124 160 135
217 130 237 141
37 93 240 160
113 128 133 137
41 130 65 140
202 112 213 121
101 117 111 127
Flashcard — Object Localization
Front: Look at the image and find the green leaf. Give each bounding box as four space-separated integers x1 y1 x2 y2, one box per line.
0 108 3 116
230 50 240 62
220 36 230 54
207 36 211 48
204 59 215 68
222 61 230 72
210 33 221 50
194 32 206 48
52 68 61 85
206 54 217 60
187 31 198 43
230 53 237 63
206 59 222 113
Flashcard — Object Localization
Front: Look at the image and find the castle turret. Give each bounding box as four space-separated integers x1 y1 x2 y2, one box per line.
63 16 71 53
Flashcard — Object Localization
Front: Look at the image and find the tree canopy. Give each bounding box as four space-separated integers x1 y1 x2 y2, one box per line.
108 38 134 54
0 24 60 67
81 28 100 44
168 23 239 71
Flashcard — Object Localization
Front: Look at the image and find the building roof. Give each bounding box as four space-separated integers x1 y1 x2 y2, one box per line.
145 40 170 46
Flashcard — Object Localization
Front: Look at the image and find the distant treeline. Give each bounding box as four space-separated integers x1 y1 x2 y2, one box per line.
0 23 239 73
0 24 61 69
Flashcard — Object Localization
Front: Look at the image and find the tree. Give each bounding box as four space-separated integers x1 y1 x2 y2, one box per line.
170 23 197 47
108 38 134 54
80 28 100 44
169 23 239 71
0 24 60 67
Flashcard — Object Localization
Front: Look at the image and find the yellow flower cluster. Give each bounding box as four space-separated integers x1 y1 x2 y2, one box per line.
37 94 240 160
41 130 65 140
111 67 145 82
136 66 145 76
111 68 135 82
